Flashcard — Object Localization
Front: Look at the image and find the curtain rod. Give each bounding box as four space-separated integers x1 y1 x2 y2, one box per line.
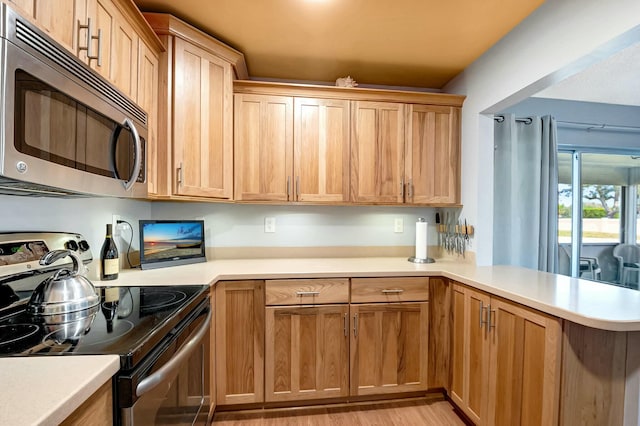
494 115 640 132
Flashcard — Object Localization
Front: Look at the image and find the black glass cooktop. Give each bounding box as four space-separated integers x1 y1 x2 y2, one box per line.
0 285 208 369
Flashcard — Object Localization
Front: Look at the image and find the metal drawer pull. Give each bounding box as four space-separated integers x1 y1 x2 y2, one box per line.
381 289 404 294
296 291 320 297
136 309 211 397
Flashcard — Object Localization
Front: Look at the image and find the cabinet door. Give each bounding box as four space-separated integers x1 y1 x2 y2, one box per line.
83 0 113 79
136 39 159 195
234 94 293 201
174 37 234 198
350 101 404 203
450 284 490 425
405 105 460 204
350 302 428 396
293 97 350 203
5 0 84 56
108 4 138 100
427 277 450 390
215 280 264 405
265 305 349 402
487 297 561 426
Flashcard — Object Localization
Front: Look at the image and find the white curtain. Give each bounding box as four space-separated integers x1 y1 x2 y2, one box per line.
493 114 558 272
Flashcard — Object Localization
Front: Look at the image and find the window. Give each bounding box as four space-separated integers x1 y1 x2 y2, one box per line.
558 151 640 284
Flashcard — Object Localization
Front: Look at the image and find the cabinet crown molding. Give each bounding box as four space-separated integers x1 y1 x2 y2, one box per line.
234 80 466 107
142 12 248 79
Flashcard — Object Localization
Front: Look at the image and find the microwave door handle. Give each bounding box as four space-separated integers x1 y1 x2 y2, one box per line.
135 309 211 398
122 118 142 191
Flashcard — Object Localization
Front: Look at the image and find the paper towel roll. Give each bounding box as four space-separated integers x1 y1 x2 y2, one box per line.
415 219 427 260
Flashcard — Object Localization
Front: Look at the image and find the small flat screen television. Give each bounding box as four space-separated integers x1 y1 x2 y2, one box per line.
138 220 206 270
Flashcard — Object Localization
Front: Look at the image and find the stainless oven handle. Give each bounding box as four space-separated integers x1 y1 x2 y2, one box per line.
123 117 142 191
136 309 211 398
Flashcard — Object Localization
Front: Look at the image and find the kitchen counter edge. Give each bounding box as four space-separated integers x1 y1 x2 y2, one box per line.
92 257 640 332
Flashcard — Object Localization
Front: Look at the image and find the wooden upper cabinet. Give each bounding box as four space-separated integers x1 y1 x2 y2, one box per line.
173 37 233 198
405 104 460 204
350 101 405 203
136 39 159 195
144 13 244 200
294 97 350 203
234 94 293 201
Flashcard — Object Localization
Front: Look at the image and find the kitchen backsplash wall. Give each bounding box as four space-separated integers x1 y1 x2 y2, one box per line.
0 195 442 259
151 202 438 249
0 195 151 258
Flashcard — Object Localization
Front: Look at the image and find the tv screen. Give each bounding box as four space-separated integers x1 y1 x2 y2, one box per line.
138 220 206 270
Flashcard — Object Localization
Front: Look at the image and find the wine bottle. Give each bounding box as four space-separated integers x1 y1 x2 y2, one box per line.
100 224 119 280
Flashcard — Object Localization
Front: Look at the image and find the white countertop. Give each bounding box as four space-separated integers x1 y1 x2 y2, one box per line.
0 355 119 426
93 256 640 332
6 256 640 425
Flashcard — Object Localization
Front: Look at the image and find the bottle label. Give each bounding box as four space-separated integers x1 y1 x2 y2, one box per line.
104 258 119 275
105 287 119 302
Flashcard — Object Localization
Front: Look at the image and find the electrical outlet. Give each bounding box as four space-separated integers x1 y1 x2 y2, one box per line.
112 214 121 237
264 217 276 233
394 218 404 233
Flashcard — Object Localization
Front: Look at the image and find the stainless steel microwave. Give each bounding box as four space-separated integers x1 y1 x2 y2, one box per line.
0 4 147 197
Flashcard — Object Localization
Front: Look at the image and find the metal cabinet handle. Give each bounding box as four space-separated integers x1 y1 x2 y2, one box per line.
381 289 404 294
343 313 348 337
295 176 300 200
353 313 358 337
408 179 414 199
77 19 101 65
295 291 320 297
136 309 211 397
479 301 485 328
400 177 405 200
286 176 291 200
489 307 496 329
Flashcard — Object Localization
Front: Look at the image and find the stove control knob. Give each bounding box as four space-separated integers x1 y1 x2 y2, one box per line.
78 240 90 252
65 240 79 251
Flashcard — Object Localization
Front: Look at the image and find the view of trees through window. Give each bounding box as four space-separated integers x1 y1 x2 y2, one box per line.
558 183 621 243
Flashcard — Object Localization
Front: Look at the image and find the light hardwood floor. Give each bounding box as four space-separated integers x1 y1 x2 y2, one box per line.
212 397 467 425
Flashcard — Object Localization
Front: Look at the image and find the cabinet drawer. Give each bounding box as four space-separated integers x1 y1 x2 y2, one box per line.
265 278 349 305
351 277 429 303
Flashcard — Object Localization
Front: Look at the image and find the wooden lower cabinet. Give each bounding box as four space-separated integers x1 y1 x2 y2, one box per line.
60 381 112 426
350 302 429 396
427 277 451 390
450 284 491 424
215 280 265 406
450 282 561 426
265 304 349 402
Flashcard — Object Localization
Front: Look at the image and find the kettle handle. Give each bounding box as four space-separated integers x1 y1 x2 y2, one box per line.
40 249 83 277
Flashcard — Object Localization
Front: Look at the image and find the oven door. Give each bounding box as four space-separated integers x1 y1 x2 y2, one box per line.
118 302 211 426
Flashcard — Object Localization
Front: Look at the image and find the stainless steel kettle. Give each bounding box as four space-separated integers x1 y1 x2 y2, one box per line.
27 249 100 315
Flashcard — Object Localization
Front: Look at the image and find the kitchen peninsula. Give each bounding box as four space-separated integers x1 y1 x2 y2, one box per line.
2 258 637 425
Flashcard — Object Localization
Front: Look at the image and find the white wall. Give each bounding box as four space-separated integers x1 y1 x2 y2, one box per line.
444 0 640 265
151 202 438 248
0 195 151 257
0 195 439 256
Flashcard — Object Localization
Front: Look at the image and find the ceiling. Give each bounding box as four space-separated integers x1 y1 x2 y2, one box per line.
133 0 544 89
534 42 640 107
